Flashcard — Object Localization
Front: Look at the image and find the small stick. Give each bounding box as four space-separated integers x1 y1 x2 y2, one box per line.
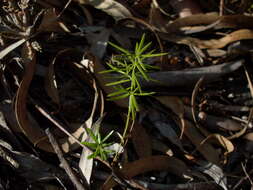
219 0 224 16
45 128 87 190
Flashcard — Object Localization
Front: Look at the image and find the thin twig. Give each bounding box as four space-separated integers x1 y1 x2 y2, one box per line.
45 128 87 190
32 100 111 169
241 162 253 186
219 0 224 16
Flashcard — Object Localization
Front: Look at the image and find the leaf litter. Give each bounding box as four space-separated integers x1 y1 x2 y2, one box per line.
0 0 253 189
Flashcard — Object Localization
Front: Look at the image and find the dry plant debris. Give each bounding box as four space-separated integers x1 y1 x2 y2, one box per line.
0 0 253 189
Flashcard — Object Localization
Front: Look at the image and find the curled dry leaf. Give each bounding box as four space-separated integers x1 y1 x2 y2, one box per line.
15 42 54 152
44 50 64 105
102 155 189 189
15 46 102 153
201 134 234 157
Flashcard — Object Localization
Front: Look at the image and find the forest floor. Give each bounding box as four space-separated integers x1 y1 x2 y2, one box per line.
0 0 253 189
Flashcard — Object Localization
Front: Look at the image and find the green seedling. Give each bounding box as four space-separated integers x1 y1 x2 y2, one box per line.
82 127 115 160
101 34 166 140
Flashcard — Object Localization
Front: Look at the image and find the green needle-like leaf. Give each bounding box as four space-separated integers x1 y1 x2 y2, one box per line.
102 130 114 143
106 79 130 86
109 42 131 55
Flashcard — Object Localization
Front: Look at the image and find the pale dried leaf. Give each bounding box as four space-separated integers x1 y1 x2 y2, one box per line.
75 0 132 21
0 39 26 60
196 161 228 190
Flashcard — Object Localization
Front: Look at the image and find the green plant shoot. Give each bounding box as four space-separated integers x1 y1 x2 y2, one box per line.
82 127 115 160
101 34 167 140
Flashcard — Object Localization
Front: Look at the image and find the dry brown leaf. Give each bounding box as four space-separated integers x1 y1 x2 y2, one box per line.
15 46 103 153
151 138 173 156
200 114 243 131
161 29 253 49
243 133 253 153
165 13 253 34
201 134 234 156
131 123 152 158
148 109 184 151
15 42 53 152
244 132 253 141
155 96 187 138
155 96 184 117
169 0 202 18
102 155 189 189
44 50 65 105
38 8 69 33
149 4 168 32
182 120 220 165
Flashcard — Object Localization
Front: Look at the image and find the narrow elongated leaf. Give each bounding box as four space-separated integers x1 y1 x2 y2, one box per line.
102 130 114 143
107 93 129 100
0 38 26 60
105 79 130 86
138 42 152 55
142 52 167 58
82 141 97 149
109 42 130 55
137 34 146 53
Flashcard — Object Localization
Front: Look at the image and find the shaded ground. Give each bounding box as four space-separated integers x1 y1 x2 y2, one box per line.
0 0 253 189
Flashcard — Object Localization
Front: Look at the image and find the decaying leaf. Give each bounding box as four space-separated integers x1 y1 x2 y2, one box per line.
165 13 253 34
132 123 152 158
151 138 173 156
74 0 132 21
199 113 243 131
44 50 65 105
161 29 253 49
148 109 184 151
195 161 228 190
0 38 26 60
15 43 53 152
182 120 220 165
38 8 69 32
102 155 189 189
201 134 234 157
